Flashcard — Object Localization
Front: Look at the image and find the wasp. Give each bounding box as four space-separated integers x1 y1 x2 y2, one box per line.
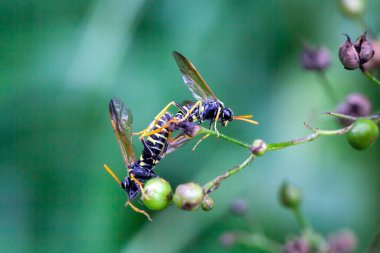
138 51 258 147
104 98 193 220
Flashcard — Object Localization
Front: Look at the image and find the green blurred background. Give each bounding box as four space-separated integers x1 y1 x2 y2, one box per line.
1 0 379 252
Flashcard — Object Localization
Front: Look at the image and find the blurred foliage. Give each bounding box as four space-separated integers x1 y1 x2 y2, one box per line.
1 0 380 253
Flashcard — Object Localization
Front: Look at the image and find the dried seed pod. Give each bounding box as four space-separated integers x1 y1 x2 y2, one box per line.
363 39 380 69
354 32 374 65
339 34 360 70
339 32 375 70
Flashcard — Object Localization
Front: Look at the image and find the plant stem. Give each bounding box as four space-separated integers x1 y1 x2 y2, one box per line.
360 66 380 88
203 154 255 194
318 72 339 104
199 127 251 149
293 207 313 232
266 123 352 151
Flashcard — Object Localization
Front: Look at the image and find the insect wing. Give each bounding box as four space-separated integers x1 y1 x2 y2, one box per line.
172 51 216 101
109 98 135 168
164 133 192 157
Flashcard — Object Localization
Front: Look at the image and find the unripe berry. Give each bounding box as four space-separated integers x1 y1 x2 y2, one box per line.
347 118 379 150
141 178 173 211
201 195 214 211
251 139 267 156
279 182 302 209
173 182 203 211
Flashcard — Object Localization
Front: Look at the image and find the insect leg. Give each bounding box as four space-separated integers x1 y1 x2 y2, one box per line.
130 173 150 200
191 134 211 151
125 201 152 221
136 101 184 139
213 107 222 137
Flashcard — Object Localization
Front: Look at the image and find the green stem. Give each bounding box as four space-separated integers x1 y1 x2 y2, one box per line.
267 123 352 151
360 66 380 88
203 154 255 194
199 127 251 149
318 72 339 104
293 206 313 232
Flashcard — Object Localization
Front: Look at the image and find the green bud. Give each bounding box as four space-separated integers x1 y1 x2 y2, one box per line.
347 118 379 150
141 178 173 211
173 182 203 211
279 182 302 209
201 195 214 211
250 139 267 156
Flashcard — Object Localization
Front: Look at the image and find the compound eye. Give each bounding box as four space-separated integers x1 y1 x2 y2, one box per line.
121 179 129 190
223 108 233 121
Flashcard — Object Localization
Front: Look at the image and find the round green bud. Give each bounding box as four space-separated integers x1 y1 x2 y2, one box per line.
279 182 302 209
201 195 214 211
173 182 203 211
250 139 267 156
141 178 173 211
347 118 379 150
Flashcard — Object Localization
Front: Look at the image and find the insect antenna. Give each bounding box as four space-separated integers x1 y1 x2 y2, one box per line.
103 164 121 185
233 115 259 125
104 164 153 221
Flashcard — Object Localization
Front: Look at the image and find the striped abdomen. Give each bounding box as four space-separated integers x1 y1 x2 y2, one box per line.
139 112 172 169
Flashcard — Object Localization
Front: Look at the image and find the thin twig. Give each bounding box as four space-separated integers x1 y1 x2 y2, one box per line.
267 123 353 151
202 154 255 194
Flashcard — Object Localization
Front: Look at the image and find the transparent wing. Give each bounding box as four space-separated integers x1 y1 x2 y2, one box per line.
172 51 216 101
109 98 135 168
163 133 192 157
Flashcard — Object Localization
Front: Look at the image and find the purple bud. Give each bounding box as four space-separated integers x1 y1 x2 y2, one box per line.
363 39 380 69
327 230 357 253
354 32 374 65
339 34 360 70
284 238 310 253
336 93 372 126
230 198 248 215
300 45 331 71
219 233 236 248
339 32 374 70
